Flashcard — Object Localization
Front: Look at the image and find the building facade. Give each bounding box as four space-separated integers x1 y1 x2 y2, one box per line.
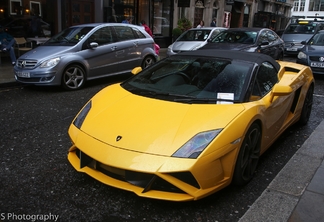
291 0 324 19
0 0 294 48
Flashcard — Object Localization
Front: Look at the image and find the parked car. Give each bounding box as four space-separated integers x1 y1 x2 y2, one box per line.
201 27 284 60
167 27 227 56
0 17 51 37
281 19 324 55
14 23 158 90
297 30 324 74
67 50 314 201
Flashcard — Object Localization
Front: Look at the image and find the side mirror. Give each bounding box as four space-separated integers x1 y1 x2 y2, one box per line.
131 67 142 75
301 41 307 45
89 42 98 49
270 84 293 102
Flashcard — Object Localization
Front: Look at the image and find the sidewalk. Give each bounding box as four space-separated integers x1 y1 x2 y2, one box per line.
1 49 324 222
0 56 16 86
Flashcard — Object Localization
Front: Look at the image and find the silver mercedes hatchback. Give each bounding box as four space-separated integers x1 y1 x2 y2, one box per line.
14 23 158 90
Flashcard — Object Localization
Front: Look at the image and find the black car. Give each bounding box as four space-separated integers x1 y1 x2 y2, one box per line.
297 30 324 75
0 17 51 38
200 28 284 60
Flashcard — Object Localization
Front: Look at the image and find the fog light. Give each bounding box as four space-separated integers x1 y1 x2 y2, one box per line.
40 76 55 82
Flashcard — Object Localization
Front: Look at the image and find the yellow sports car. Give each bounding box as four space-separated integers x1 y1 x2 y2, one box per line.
67 50 314 201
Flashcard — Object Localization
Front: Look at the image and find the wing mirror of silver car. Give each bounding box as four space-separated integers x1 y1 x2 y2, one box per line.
90 42 98 48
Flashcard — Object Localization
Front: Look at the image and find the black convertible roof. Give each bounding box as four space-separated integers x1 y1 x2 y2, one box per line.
176 50 281 71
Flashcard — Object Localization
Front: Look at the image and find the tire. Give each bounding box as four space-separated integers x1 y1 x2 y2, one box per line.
299 85 314 125
61 64 86 90
232 123 261 186
141 56 155 69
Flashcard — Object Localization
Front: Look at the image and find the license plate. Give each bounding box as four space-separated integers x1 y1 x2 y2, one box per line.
311 62 324 67
16 72 30 78
286 48 298 51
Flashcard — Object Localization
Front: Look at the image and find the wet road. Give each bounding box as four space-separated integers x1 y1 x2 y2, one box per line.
0 59 324 222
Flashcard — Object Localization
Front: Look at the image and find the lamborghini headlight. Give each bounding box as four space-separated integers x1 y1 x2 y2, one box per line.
297 51 307 60
73 101 92 129
172 129 222 159
40 57 60 68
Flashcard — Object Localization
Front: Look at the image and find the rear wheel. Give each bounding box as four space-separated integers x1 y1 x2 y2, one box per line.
299 85 314 125
61 64 86 90
142 56 155 69
233 123 261 186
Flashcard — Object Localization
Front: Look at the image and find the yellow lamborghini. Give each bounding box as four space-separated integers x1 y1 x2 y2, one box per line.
67 50 314 201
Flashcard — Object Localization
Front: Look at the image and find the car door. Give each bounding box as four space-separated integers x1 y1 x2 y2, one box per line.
79 26 120 79
251 62 295 152
111 25 142 71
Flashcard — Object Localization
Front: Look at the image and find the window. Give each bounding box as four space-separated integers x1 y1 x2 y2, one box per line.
114 26 135 41
252 62 278 98
30 1 41 16
258 31 268 44
300 0 305 11
293 0 299 11
132 27 146 39
309 0 324 11
89 27 114 46
10 0 21 15
267 30 277 42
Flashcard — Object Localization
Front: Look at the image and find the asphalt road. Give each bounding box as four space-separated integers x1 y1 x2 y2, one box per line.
0 60 324 222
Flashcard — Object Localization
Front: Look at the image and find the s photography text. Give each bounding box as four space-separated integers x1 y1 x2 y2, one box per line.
1 212 59 221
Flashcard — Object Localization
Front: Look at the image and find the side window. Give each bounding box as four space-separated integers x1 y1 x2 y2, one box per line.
114 26 136 41
132 27 146 39
210 29 221 39
267 30 277 42
252 62 278 98
88 27 113 46
258 31 268 44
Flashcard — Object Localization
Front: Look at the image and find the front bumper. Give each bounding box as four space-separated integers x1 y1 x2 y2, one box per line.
14 67 60 86
67 124 237 201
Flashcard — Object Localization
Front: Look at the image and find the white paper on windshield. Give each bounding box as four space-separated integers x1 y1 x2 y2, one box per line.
217 93 234 104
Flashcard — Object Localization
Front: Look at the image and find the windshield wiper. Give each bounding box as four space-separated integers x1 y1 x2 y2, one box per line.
138 91 195 98
174 98 235 104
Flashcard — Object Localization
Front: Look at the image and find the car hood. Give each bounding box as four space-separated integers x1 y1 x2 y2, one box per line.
302 45 324 54
17 46 75 60
282 33 313 43
171 41 206 51
201 42 255 51
79 84 245 156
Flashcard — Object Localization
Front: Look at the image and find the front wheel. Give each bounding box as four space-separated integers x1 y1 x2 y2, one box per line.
141 56 155 69
61 64 86 90
232 123 261 186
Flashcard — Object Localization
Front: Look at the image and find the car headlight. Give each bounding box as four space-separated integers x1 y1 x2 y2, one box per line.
40 57 60 68
172 129 222 159
73 101 92 129
297 51 307 60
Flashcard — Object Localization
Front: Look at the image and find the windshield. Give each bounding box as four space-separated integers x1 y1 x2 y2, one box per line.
122 56 253 104
211 31 257 44
44 26 94 45
308 33 324 45
177 30 212 41
284 23 316 34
